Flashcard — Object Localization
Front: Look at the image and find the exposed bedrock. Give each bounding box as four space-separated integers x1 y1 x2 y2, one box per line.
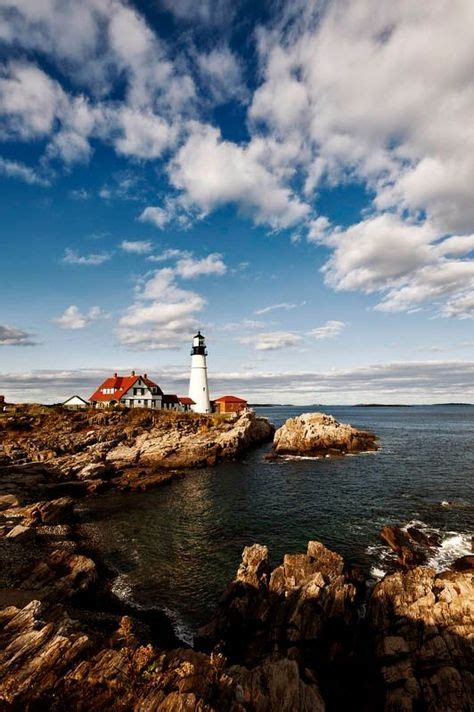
0 407 275 494
0 478 472 710
273 412 379 457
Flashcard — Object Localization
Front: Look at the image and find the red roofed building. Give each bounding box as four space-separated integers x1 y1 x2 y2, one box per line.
90 372 163 409
212 395 248 414
178 396 195 412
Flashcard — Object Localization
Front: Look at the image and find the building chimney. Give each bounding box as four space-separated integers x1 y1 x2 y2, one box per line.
131 370 135 376
144 373 147 379
114 372 117 378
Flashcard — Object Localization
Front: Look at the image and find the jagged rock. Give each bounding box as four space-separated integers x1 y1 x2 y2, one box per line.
368 566 474 711
18 549 97 601
197 540 358 672
273 412 378 457
5 523 35 542
380 525 428 567
0 494 20 510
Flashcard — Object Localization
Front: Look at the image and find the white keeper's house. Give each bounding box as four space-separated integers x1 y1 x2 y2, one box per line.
89 371 195 411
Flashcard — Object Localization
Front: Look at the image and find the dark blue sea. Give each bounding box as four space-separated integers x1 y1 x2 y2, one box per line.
78 405 474 641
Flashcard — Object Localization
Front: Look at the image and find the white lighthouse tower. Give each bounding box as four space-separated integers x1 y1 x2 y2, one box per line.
188 331 211 413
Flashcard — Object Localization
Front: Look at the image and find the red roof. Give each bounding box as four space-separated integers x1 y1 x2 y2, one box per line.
178 396 195 405
213 395 247 403
162 394 179 404
90 374 162 402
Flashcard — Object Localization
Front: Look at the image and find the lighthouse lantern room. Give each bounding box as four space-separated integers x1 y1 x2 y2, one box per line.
188 331 211 414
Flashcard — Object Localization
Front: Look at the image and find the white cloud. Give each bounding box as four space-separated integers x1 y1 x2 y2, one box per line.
175 253 227 279
147 248 190 263
0 325 36 346
120 240 153 254
116 251 227 350
309 320 346 340
62 248 112 266
196 47 246 103
0 156 48 186
139 206 171 229
114 108 175 159
318 213 474 315
239 330 302 351
169 122 310 230
0 61 65 140
254 302 302 315
53 305 102 330
116 267 206 350
246 0 474 314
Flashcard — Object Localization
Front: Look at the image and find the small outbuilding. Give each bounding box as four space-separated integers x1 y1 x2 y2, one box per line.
178 396 195 412
213 395 247 414
63 395 89 410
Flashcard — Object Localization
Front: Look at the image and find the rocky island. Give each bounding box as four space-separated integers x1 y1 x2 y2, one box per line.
273 412 379 457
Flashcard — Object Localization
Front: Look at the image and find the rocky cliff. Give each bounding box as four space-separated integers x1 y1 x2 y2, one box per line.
273 412 379 457
0 406 274 492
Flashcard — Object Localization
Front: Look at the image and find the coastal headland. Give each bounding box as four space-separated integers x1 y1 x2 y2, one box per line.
0 407 472 710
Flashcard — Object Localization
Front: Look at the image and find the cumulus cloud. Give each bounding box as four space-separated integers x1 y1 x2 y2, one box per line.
116 252 227 349
239 331 302 351
247 0 474 314
310 320 346 340
175 253 227 278
116 268 205 350
53 305 102 330
139 206 171 229
0 325 36 346
120 239 153 254
62 248 112 266
318 213 474 315
2 0 474 321
169 123 310 230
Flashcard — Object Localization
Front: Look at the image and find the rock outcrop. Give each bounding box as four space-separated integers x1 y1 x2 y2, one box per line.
0 406 274 493
368 566 474 711
379 524 441 568
273 412 379 457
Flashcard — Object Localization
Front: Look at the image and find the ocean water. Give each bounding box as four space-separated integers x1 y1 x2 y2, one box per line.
78 405 474 641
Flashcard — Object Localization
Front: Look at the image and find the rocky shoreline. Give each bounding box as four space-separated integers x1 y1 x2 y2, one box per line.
0 484 472 710
0 407 472 710
0 406 275 493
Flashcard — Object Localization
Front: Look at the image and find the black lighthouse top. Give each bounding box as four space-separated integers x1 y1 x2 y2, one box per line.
191 331 207 356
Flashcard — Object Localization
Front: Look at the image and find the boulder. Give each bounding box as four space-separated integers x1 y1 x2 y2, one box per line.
273 412 378 457
380 525 428 567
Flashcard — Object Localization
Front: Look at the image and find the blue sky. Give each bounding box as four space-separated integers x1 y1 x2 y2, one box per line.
0 0 473 403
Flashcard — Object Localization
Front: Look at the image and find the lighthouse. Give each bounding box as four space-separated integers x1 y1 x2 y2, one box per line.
188 331 211 414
